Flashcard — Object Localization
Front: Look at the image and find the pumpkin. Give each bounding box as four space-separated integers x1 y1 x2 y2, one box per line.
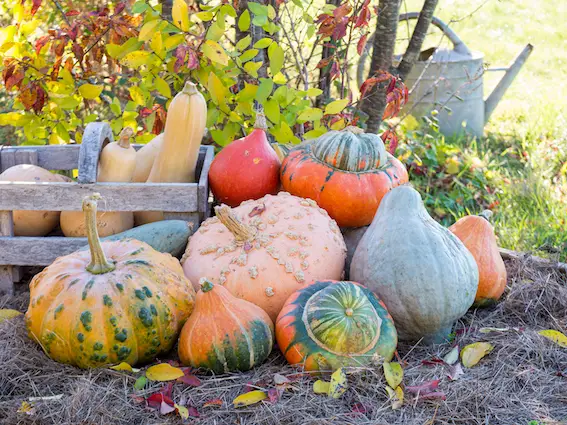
97 127 136 183
132 133 164 183
61 210 134 238
449 210 507 306
350 186 479 344
276 280 397 371
178 278 274 373
25 194 196 368
280 127 409 228
181 192 347 321
208 112 281 207
0 164 61 236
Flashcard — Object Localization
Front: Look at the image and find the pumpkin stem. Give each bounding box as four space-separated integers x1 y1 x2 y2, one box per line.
479 210 493 222
342 126 364 135
117 127 134 149
84 194 116 275
199 277 214 293
215 205 257 244
181 81 198 96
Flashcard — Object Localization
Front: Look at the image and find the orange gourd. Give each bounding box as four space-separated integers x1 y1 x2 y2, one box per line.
449 210 507 306
25 194 196 368
178 278 274 373
181 192 347 321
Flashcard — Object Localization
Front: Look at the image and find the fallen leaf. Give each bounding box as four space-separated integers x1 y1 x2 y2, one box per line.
0 309 22 324
160 400 176 415
447 363 464 381
421 357 444 367
273 374 290 385
147 392 176 415
203 399 223 408
479 327 511 333
17 401 35 415
351 402 370 414
267 388 280 403
461 342 494 368
443 346 459 365
130 394 145 404
233 390 267 407
416 391 446 401
313 380 330 394
175 404 188 420
146 363 185 381
538 329 567 348
110 362 138 372
177 371 201 387
329 368 348 399
385 385 404 409
383 362 403 389
406 379 440 394
134 376 147 390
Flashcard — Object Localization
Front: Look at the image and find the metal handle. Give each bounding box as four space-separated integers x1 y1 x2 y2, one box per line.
398 12 472 56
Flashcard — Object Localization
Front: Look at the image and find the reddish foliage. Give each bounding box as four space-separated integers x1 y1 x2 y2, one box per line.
317 2 352 41
187 406 200 417
406 379 440 394
381 128 398 155
176 368 202 387
267 388 280 403
186 49 199 70
202 399 223 408
351 402 371 414
65 10 80 17
421 357 445 366
354 0 371 28
174 45 188 73
357 33 368 55
35 35 51 54
31 0 42 16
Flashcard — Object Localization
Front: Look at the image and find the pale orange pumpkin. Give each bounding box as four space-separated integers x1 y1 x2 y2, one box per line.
181 192 347 321
449 210 507 306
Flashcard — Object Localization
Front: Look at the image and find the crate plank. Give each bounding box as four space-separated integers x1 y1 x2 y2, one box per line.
0 211 14 294
0 145 79 172
0 182 199 211
0 237 88 266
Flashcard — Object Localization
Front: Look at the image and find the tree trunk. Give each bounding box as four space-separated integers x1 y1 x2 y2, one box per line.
161 0 173 20
396 0 439 81
316 0 341 107
360 0 402 133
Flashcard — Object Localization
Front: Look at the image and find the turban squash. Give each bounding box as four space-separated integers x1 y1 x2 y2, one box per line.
280 127 408 227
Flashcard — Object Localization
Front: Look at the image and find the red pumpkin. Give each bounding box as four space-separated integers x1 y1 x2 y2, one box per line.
208 112 281 207
280 127 408 227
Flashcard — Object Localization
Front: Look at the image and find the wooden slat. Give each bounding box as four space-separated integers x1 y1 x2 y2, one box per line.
0 211 14 294
0 181 198 211
0 236 88 266
198 146 214 220
0 145 78 172
14 149 39 166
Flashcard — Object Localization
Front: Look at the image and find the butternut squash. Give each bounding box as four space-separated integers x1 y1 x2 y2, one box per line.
132 133 164 183
61 128 135 237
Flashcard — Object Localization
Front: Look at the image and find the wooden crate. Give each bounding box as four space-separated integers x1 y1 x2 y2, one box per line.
0 122 213 295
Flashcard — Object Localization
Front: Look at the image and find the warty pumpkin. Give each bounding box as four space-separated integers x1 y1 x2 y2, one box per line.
449 210 507 306
178 278 274 373
280 127 408 228
25 194 196 368
208 112 281 208
276 280 397 371
0 164 61 236
350 185 479 344
181 192 347 321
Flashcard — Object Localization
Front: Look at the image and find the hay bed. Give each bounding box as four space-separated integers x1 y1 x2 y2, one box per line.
1 258 566 425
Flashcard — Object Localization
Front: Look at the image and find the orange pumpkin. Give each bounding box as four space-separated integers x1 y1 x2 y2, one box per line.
181 192 347 321
25 194 196 368
449 211 507 306
280 127 408 227
178 278 274 373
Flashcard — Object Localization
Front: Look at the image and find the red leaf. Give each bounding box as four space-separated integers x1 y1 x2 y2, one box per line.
152 106 166 135
267 388 280 403
174 45 188 73
65 10 80 16
351 402 370 414
19 85 38 111
330 60 340 80
357 33 368 56
162 382 173 399
406 380 440 395
72 43 84 60
177 373 202 387
130 394 146 404
381 129 398 155
416 391 447 401
243 381 255 393
333 2 352 19
386 77 397 94
421 357 444 367
186 49 199 70
354 0 371 28
332 18 348 41
187 406 200 417
5 68 24 91
31 0 42 16
146 393 175 411
249 203 266 217
53 40 66 57
203 399 223 408
139 107 154 118
32 85 47 113
114 2 126 15
66 24 79 41
35 35 51 54
316 57 332 69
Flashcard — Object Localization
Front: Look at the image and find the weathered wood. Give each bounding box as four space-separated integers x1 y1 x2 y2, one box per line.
14 149 39 167
78 122 114 184
0 181 199 211
197 145 214 220
1 145 79 172
0 236 87 266
499 248 567 273
0 211 15 295
0 149 16 172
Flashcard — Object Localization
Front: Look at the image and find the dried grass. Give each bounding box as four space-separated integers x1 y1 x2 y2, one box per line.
1 258 566 425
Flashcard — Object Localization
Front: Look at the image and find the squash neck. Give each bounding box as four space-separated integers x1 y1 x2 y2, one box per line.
215 205 257 244
84 194 116 274
117 127 133 149
182 81 198 96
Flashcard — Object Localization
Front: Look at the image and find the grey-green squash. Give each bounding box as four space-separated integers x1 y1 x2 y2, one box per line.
350 185 479 344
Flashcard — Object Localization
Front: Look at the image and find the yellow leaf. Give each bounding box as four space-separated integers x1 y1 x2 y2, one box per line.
383 362 403 389
150 31 163 54
78 84 103 100
254 37 273 49
328 368 347 399
233 390 267 407
172 0 190 31
164 34 185 51
195 11 214 21
207 72 227 106
17 401 35 415
236 35 251 51
445 156 460 175
330 118 346 130
155 77 171 98
109 362 136 372
244 61 262 78
461 342 494 368
238 10 251 31
145 363 184 381
297 107 323 123
129 86 147 106
202 40 228 66
538 329 567 348
0 309 22 324
385 385 404 410
324 98 349 115
122 51 152 68
175 404 189 419
313 380 330 395
264 99 280 124
139 19 161 42
304 128 327 139
268 43 284 75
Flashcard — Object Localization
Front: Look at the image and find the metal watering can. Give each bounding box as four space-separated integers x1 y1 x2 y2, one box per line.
357 12 533 137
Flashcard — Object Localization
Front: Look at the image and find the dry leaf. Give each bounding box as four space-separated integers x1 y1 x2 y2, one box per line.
329 368 348 399
187 406 200 417
0 309 22 324
233 390 267 407
109 362 139 372
443 345 459 365
177 371 201 387
313 380 330 394
447 363 464 381
383 362 403 388
479 327 510 333
351 402 370 414
538 329 567 348
175 404 188 420
416 391 446 401
134 376 147 390
406 379 440 394
461 342 494 368
421 357 444 367
267 388 280 403
17 401 35 415
146 363 185 381
273 374 290 385
385 385 404 409
203 399 223 408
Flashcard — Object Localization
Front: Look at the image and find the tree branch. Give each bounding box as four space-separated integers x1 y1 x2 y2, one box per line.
395 0 439 81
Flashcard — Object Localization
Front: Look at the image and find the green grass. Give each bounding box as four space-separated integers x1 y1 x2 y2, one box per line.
400 0 567 259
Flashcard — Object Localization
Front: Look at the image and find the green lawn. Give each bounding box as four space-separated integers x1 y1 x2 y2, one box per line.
402 0 567 259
